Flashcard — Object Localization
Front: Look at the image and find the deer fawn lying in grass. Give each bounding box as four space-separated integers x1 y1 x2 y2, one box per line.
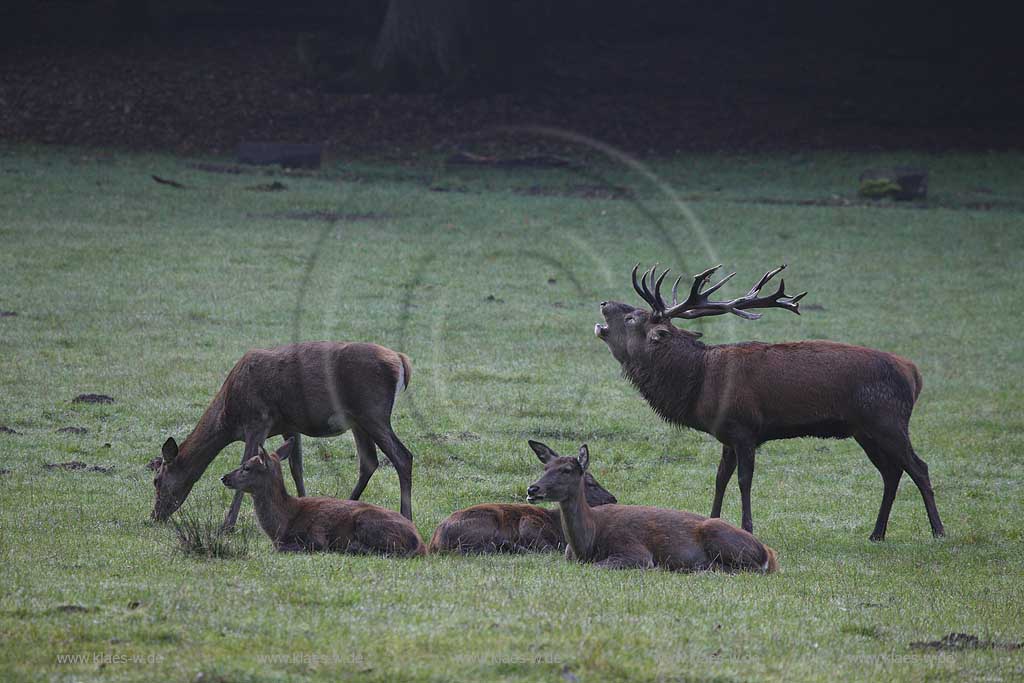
221 438 425 556
429 440 617 554
152 341 416 530
597 264 943 540
527 444 777 572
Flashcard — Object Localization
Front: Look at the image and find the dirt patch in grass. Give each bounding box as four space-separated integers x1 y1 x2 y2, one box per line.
0 311 16 317
0 426 20 435
55 604 94 614
72 393 115 404
247 210 392 223
910 633 1022 651
514 184 633 200
247 181 287 192
57 426 88 434
0 468 11 476
44 461 114 473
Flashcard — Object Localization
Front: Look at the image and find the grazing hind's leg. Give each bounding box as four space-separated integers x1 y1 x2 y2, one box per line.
855 434 902 541
222 430 268 532
285 432 305 497
710 445 736 518
348 426 379 502
366 423 414 520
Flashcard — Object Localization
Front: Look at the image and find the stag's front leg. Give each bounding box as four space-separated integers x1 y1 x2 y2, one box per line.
735 444 756 533
710 445 736 518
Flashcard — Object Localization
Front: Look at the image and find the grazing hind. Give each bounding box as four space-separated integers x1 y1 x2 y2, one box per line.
429 440 617 554
527 444 777 572
221 438 425 556
152 341 416 530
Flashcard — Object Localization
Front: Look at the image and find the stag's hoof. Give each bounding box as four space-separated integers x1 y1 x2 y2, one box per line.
869 533 885 542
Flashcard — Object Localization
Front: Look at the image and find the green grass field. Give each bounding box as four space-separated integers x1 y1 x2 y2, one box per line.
1 144 1022 682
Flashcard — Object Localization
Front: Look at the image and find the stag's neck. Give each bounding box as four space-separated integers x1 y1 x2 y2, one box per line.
251 479 299 543
177 395 234 482
557 483 597 561
623 340 707 426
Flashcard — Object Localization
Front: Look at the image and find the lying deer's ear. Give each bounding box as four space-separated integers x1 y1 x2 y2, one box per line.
528 440 558 464
161 437 178 464
577 444 590 471
276 437 295 462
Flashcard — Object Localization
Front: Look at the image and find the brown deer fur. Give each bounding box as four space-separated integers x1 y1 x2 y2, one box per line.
428 440 617 554
527 445 777 572
152 341 416 529
221 439 425 556
596 267 944 541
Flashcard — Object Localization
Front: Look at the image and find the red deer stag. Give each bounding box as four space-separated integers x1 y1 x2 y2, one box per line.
526 444 777 571
221 438 425 555
152 341 415 529
595 263 944 541
429 440 617 554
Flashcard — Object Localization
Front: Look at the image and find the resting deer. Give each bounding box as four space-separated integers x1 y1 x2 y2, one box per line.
429 440 617 554
152 341 416 529
221 438 425 555
527 444 777 571
595 263 944 540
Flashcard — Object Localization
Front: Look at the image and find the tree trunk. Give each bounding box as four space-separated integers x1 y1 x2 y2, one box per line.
371 0 478 90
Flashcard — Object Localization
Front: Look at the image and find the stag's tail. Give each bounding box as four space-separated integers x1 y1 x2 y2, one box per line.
398 353 412 390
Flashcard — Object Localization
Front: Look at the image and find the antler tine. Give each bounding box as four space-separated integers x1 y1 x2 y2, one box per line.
745 264 786 298
640 264 658 309
670 275 683 306
652 268 670 310
653 262 808 321
632 263 664 312
702 270 737 298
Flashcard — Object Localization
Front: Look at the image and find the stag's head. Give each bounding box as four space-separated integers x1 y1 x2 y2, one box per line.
527 440 616 506
221 439 294 494
527 444 592 505
595 263 806 364
151 437 196 521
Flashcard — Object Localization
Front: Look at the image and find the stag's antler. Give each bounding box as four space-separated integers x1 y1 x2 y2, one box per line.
632 263 807 321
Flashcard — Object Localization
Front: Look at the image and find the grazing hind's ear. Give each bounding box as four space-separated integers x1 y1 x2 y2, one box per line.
276 437 295 462
577 444 590 471
161 437 178 464
528 440 558 464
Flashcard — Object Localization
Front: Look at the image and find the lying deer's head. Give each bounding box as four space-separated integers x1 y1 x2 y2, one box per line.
596 263 806 363
151 437 195 521
527 440 616 506
221 439 295 494
527 443 594 505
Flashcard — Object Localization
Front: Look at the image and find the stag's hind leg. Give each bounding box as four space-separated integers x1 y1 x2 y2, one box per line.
869 425 944 539
855 434 903 541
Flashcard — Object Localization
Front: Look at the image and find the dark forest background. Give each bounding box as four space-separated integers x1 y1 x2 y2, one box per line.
1 1 1019 155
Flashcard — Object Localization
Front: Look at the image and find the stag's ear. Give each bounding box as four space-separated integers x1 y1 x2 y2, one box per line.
647 327 671 344
276 437 295 462
161 437 178 464
577 444 590 471
528 440 558 464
